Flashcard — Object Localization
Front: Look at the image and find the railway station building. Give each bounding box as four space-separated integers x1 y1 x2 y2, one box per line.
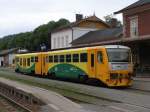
51 14 110 49
71 0 150 76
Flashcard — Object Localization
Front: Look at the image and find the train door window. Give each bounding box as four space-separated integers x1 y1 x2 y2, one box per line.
73 54 79 62
20 58 22 66
49 56 53 63
27 58 30 66
31 57 34 62
60 55 64 63
54 55 58 63
46 56 49 63
91 54 94 67
35 56 38 62
80 53 87 62
66 54 71 62
97 51 103 64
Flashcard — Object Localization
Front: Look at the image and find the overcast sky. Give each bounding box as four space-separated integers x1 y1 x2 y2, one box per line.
0 0 138 37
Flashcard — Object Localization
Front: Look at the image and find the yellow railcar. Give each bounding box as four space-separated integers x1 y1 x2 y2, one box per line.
15 45 133 87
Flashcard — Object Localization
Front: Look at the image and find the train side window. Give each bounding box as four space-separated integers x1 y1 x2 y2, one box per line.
27 58 30 66
97 51 103 64
66 54 71 62
20 58 22 66
91 54 94 67
80 53 87 62
73 54 79 62
49 56 53 63
54 55 58 63
60 55 64 62
16 58 19 62
31 57 34 62
35 57 38 62
23 58 26 66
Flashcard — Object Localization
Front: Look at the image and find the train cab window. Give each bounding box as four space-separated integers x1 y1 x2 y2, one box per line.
97 51 103 64
66 54 71 62
35 56 38 62
80 53 87 62
31 57 34 62
60 55 65 62
49 56 53 63
73 54 79 62
54 55 58 63
27 58 30 66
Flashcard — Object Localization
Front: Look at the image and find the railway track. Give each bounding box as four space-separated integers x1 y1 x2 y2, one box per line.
124 87 150 96
0 92 32 112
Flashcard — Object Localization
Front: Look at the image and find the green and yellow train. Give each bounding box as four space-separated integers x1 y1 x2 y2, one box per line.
15 45 133 87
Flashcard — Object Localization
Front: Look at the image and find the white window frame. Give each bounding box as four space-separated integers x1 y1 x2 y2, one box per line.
53 38 56 49
130 16 138 38
65 35 69 47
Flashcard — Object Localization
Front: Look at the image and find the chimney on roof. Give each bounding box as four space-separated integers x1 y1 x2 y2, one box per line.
76 14 83 21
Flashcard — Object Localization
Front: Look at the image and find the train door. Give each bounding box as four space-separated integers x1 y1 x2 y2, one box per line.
88 49 96 78
41 53 48 76
96 49 108 80
35 53 42 75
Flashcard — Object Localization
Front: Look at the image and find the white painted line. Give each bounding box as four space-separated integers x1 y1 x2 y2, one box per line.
48 104 60 111
109 106 134 112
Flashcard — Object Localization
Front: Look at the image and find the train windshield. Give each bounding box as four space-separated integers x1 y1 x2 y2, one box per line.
107 48 131 62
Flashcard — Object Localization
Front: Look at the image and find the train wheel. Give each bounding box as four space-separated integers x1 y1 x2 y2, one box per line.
15 69 19 73
47 72 56 79
79 75 88 83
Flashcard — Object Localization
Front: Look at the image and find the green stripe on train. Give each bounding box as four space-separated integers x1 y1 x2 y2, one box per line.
48 64 87 79
16 64 35 74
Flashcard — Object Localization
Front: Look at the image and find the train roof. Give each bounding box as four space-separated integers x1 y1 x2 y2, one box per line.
15 45 130 56
47 45 130 53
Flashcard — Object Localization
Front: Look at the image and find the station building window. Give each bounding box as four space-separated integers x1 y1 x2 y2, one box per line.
130 16 138 37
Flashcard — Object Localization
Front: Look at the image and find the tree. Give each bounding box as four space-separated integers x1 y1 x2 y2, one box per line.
0 18 70 51
104 14 122 27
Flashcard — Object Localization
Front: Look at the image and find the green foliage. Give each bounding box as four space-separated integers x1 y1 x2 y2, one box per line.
0 18 70 51
104 14 122 27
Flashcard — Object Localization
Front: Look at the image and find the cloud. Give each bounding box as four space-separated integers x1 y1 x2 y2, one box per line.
0 0 137 37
